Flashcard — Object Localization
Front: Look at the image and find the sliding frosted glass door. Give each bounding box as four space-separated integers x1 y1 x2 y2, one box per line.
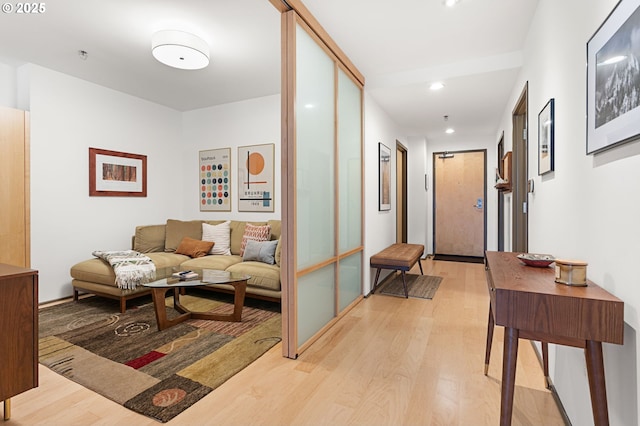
282 11 363 357
295 24 336 344
337 68 362 312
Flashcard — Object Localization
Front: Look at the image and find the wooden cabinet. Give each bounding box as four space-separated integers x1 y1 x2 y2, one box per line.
0 264 38 420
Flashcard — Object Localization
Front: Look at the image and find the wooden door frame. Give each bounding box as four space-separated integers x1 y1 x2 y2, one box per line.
497 132 505 252
512 82 528 252
432 148 487 256
396 141 408 244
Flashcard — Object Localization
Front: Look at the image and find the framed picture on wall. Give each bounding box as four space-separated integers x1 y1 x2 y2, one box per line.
587 0 640 154
378 142 391 211
199 148 231 211
538 98 554 175
238 143 275 212
89 148 147 197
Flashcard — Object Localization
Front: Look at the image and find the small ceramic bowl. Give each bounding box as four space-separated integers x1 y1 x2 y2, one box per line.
517 253 555 267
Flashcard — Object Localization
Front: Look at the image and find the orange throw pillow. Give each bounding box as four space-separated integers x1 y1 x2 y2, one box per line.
175 237 214 258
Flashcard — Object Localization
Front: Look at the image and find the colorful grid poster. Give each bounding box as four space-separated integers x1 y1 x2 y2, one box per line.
238 143 274 212
199 148 231 211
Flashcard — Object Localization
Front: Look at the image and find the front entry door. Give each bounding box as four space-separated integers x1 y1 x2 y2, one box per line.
433 150 486 257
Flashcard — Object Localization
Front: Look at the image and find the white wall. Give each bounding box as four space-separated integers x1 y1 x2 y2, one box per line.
497 0 639 424
406 135 429 251
363 92 406 292
0 62 17 107
181 95 281 222
24 64 184 302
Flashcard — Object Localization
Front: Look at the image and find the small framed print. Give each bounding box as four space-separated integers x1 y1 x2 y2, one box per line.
199 148 231 211
378 142 391 211
89 148 146 197
538 98 554 175
238 143 275 212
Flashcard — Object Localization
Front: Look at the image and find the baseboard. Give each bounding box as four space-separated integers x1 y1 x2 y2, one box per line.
529 341 572 426
433 254 484 264
547 381 572 426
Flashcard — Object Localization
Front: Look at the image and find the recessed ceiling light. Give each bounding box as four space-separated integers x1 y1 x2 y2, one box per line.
430 82 445 91
445 128 455 134
444 0 459 7
152 30 210 70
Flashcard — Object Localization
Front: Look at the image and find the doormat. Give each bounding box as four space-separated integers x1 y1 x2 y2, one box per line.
378 274 442 299
433 254 484 264
38 293 281 423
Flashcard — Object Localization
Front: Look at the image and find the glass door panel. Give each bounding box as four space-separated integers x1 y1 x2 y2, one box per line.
295 24 335 271
338 68 362 253
339 252 362 311
297 264 335 344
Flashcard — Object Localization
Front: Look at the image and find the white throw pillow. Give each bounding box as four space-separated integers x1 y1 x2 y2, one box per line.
202 221 231 255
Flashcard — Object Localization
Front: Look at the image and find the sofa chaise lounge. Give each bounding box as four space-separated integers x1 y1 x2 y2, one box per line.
70 219 281 312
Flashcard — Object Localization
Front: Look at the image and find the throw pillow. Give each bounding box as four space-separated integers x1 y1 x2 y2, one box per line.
176 237 215 257
242 239 278 264
175 237 214 258
239 223 271 256
202 221 232 255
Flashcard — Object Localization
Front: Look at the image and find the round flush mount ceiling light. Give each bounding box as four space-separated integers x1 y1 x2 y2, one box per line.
152 30 210 70
430 82 445 91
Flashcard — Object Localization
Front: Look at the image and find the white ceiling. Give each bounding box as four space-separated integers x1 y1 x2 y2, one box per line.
0 0 539 144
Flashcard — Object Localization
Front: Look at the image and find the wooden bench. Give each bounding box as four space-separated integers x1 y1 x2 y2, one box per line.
370 243 424 298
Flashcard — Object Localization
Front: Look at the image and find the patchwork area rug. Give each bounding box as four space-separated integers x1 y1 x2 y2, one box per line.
378 273 443 299
39 293 281 422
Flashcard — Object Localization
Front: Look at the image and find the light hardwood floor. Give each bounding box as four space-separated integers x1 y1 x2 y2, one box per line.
7 259 566 425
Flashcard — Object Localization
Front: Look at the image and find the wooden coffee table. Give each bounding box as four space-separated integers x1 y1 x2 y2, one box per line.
143 269 250 331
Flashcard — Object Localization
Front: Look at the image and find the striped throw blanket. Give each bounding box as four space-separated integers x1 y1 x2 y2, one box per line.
92 250 156 290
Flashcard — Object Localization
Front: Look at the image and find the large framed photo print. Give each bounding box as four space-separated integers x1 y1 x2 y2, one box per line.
238 143 274 212
200 148 231 211
587 0 640 154
89 148 146 197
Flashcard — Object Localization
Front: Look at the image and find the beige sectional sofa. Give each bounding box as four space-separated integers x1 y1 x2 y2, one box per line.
70 219 281 312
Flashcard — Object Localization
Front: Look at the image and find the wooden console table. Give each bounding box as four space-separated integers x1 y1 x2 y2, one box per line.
484 251 624 426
